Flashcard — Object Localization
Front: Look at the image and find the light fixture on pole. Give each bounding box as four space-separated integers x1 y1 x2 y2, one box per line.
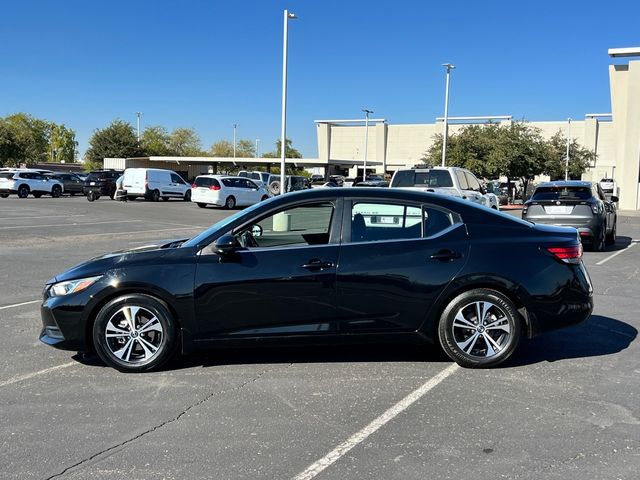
441 63 455 167
255 139 260 158
565 118 571 181
280 9 297 194
233 123 238 159
362 109 373 180
136 112 142 142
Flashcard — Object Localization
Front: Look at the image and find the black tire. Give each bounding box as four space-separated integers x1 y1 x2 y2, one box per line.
438 288 522 368
51 185 62 198
151 189 160 202
33 192 42 198
92 294 179 373
184 190 192 202
109 186 117 200
197 202 207 208
17 185 29 198
592 226 606 252
225 196 236 209
0 194 9 198
605 220 617 246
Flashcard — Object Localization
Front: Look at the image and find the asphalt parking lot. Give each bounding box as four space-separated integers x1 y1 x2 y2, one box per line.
1 195 639 480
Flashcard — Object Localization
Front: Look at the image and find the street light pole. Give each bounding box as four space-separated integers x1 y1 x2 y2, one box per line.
565 118 571 181
255 139 260 158
362 109 373 180
233 123 238 159
280 9 297 194
136 112 142 142
441 63 455 167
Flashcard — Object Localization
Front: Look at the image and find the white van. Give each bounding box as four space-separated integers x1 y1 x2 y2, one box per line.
122 168 191 201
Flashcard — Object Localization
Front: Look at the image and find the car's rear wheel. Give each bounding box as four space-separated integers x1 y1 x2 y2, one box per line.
93 294 178 373
17 185 29 198
593 226 606 252
184 190 191 202
0 194 9 198
197 202 207 208
51 185 62 198
438 289 521 368
606 221 617 246
225 196 236 209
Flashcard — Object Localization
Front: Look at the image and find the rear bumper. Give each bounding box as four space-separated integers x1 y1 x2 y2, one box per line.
522 216 603 243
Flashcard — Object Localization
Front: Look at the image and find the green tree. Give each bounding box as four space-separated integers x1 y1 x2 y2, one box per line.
262 138 302 159
0 121 24 167
168 128 202 156
141 125 171 156
209 139 234 157
544 131 595 180
84 120 141 170
2 113 50 165
48 123 78 163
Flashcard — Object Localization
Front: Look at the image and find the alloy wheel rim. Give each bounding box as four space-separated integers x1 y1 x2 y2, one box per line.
451 301 511 358
105 305 164 364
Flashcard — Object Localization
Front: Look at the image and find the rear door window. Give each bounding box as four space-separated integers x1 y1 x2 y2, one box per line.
455 170 469 190
351 202 423 243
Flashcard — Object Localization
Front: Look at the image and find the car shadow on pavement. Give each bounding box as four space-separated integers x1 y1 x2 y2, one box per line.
74 315 636 371
604 235 633 252
505 315 637 367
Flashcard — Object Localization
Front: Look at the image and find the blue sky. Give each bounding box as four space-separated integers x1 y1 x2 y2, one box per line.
1 0 638 159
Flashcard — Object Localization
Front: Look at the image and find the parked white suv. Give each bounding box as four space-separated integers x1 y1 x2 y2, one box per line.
191 175 270 209
0 169 63 199
390 165 499 210
122 168 191 201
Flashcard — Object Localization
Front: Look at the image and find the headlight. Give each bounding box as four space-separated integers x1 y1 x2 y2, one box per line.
49 276 102 297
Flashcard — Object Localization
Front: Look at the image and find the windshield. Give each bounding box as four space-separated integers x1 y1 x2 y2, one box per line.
182 201 266 248
531 186 592 201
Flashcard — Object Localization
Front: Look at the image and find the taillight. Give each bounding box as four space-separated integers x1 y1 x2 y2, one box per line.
191 184 197 188
590 203 598 214
209 185 221 191
546 244 582 264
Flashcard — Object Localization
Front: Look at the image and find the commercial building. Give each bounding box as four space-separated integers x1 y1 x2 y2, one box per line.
315 48 640 210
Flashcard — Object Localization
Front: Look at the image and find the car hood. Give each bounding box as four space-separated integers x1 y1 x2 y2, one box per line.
47 238 190 284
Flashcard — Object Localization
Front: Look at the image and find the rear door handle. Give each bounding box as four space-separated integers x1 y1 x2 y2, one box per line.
429 250 461 261
301 259 334 270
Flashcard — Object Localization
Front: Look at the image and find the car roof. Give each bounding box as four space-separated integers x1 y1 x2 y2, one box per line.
537 180 592 188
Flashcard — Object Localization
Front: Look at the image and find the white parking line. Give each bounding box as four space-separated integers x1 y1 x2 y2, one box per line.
292 363 459 480
0 299 40 310
0 220 140 230
596 241 638 266
0 362 76 388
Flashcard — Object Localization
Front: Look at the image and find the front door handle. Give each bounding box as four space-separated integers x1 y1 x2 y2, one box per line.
301 259 334 270
429 250 461 261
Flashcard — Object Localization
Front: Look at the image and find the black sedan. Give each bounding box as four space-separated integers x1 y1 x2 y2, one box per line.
522 181 618 251
40 188 593 372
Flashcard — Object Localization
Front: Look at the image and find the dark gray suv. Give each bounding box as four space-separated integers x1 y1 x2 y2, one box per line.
522 181 618 251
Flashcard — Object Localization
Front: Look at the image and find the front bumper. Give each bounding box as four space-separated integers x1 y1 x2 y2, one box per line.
39 286 98 352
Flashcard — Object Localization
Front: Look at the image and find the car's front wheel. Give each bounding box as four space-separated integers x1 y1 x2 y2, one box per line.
184 190 191 202
438 289 521 368
606 220 616 246
93 294 178 372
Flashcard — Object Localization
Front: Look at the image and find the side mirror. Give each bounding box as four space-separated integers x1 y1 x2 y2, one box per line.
214 234 239 255
610 196 619 203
